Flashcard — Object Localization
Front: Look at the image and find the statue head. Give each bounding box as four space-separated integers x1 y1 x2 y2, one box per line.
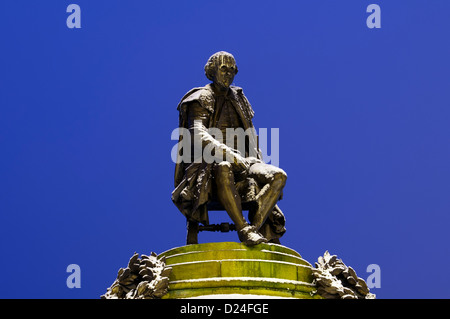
204 51 238 90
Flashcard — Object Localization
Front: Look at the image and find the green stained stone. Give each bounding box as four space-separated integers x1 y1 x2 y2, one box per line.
158 242 320 299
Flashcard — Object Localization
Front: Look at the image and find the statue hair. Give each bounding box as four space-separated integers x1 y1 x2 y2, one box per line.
204 51 239 81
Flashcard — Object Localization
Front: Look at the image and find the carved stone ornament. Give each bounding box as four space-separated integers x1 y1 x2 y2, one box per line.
312 251 376 299
101 252 172 299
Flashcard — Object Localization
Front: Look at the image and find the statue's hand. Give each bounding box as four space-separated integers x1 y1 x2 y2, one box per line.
233 153 250 172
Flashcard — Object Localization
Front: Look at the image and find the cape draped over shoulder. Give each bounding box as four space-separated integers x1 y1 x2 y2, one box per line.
172 84 286 240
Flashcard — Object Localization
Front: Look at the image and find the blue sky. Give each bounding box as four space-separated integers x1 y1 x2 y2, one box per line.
1 1 449 299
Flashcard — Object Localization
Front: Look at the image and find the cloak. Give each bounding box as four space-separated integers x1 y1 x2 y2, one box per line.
172 83 286 240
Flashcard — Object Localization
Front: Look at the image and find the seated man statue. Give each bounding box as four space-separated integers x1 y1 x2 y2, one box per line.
172 51 287 246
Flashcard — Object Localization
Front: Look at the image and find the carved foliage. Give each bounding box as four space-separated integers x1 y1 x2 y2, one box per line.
312 251 376 299
101 252 172 299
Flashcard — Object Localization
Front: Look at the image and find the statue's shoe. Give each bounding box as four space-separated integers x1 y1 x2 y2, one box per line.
238 224 268 246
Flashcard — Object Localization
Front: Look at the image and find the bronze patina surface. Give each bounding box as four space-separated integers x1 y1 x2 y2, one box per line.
172 51 288 246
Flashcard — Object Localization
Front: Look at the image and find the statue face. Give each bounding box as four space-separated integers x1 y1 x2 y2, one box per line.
213 55 237 90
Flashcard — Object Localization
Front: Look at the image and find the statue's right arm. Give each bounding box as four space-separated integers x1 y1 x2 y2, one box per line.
186 101 248 168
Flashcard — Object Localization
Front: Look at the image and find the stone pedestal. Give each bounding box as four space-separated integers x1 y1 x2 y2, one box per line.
158 242 320 299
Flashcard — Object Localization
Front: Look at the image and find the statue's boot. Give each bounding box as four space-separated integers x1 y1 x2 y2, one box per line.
214 162 270 246
238 223 268 246
218 190 267 246
214 162 266 245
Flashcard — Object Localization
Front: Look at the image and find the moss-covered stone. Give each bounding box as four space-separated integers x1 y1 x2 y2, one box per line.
159 242 303 259
163 248 311 266
159 242 320 299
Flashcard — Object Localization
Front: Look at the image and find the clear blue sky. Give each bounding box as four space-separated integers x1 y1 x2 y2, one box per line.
1 1 449 299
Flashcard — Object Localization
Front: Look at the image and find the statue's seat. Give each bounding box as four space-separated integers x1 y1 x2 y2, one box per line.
185 176 284 245
186 200 256 245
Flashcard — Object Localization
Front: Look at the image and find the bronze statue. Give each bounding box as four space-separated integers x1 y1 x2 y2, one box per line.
172 51 287 246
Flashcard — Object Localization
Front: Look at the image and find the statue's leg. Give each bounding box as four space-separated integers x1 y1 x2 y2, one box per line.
214 162 247 230
248 163 287 231
186 219 199 245
214 162 267 245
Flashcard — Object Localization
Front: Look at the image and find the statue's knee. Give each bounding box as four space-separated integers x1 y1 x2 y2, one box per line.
215 161 233 181
273 170 287 186
217 161 232 171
